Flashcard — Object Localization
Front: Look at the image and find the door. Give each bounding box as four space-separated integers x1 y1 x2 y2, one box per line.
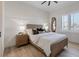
0 1 4 56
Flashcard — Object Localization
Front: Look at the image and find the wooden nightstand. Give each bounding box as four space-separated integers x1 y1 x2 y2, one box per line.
16 33 29 47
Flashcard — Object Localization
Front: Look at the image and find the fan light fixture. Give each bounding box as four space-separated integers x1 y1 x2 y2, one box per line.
41 1 58 6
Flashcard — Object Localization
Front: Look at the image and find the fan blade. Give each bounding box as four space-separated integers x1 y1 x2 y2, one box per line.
41 1 46 5
53 1 58 4
48 1 50 6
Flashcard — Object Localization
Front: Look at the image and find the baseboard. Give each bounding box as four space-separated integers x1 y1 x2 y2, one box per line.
69 40 79 45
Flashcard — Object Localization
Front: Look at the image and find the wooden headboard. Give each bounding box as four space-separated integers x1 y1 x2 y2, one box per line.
26 24 43 29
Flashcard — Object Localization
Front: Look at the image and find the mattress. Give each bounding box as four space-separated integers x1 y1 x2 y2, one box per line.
29 32 67 56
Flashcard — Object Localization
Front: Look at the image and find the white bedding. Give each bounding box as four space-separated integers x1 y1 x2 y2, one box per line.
29 32 67 56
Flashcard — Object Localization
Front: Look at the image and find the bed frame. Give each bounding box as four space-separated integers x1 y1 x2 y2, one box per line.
26 24 68 57
50 38 68 56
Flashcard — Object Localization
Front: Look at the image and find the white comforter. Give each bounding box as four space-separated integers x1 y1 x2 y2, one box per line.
29 32 67 56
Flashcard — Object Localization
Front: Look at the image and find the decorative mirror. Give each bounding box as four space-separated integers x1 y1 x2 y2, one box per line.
51 17 56 32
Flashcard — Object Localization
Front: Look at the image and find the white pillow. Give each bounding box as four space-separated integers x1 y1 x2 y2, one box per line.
38 31 45 34
26 29 33 35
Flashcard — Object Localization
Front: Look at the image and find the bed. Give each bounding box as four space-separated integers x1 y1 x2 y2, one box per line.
26 24 68 57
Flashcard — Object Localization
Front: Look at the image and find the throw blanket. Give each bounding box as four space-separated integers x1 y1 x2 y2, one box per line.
29 32 67 56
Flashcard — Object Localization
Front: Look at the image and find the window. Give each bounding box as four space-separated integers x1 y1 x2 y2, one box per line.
62 15 69 31
71 13 79 31
62 13 79 32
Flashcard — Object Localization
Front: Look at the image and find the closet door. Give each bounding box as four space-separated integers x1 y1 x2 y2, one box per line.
51 17 56 32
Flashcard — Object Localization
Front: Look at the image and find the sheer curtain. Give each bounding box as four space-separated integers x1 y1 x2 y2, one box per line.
62 13 79 32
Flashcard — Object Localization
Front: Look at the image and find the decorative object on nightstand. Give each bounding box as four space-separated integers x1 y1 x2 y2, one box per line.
16 32 29 47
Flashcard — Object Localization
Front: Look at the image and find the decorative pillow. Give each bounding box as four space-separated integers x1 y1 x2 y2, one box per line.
37 28 46 34
32 28 39 35
38 31 45 34
37 28 45 31
26 29 33 35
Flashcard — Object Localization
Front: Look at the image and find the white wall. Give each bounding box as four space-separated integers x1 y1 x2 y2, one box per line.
49 3 79 43
5 1 79 48
0 1 4 56
4 2 49 48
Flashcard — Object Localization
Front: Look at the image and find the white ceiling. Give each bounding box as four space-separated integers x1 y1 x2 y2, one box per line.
24 1 79 13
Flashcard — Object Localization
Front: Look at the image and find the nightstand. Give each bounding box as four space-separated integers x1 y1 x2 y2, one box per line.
16 33 29 47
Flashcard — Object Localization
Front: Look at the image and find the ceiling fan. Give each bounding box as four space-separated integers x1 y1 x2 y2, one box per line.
41 1 58 6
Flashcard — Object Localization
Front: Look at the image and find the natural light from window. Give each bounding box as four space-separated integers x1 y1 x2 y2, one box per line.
62 13 79 32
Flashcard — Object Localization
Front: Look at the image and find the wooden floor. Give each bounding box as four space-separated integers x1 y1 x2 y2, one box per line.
4 42 79 57
4 44 45 57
